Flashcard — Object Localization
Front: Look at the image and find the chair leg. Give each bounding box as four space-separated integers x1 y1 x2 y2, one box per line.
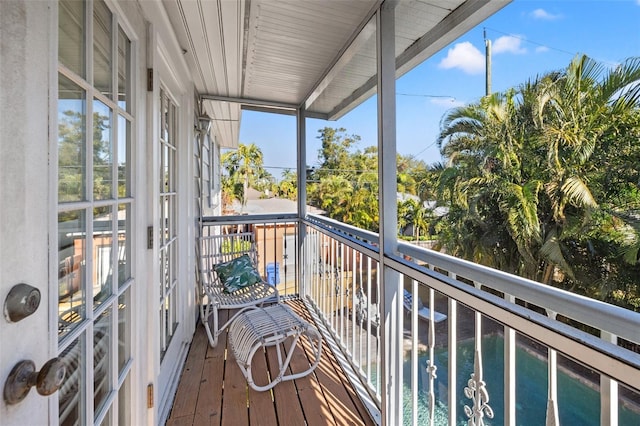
201 302 219 347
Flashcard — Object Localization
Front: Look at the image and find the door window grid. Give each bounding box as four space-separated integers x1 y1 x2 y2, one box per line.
57 0 133 424
159 88 179 360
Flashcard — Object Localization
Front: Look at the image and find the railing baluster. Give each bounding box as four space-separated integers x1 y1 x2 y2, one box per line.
411 279 419 426
546 349 559 426
464 311 494 425
504 294 516 426
600 331 619 426
427 287 437 426
448 272 457 426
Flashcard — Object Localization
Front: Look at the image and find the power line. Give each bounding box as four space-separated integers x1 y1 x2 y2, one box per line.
397 93 456 101
483 26 620 67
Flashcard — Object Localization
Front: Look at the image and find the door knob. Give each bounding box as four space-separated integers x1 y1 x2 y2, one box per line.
4 283 41 322
3 358 66 404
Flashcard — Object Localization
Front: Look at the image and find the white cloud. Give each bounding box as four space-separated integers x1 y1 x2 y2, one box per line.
535 46 550 53
438 42 485 75
492 35 527 55
531 8 562 20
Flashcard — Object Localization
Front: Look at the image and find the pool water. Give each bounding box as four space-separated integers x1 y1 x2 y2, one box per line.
402 335 640 425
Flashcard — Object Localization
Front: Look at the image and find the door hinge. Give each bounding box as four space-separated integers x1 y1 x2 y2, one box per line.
147 68 154 91
147 226 154 249
147 383 154 408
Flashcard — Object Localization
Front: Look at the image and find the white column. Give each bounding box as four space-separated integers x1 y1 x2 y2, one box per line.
377 1 401 425
296 106 307 297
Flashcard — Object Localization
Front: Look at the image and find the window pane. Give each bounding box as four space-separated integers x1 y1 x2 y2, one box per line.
59 75 87 202
94 309 112 418
117 203 131 286
59 336 85 426
59 0 85 77
93 206 113 306
93 0 113 97
117 25 131 112
117 115 130 197
118 291 131 373
118 374 131 425
59 210 86 338
93 99 113 200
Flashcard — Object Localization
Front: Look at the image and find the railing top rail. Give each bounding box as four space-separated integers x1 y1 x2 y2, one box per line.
398 241 640 346
305 214 379 244
201 213 298 226
386 252 640 391
207 213 640 351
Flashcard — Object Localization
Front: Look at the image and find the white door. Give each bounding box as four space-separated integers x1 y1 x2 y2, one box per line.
0 3 54 425
156 86 185 398
152 46 193 415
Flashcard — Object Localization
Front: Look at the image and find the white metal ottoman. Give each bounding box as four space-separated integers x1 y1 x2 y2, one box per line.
228 303 323 392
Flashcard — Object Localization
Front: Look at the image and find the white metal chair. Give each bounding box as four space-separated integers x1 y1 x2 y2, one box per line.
199 231 280 347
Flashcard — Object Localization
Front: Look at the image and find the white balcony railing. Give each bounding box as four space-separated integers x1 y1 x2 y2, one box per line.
201 214 640 425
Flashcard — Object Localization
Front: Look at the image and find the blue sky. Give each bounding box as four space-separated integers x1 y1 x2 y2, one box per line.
239 0 640 180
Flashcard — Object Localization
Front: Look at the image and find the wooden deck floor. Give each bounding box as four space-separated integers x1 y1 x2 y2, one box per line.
167 300 376 426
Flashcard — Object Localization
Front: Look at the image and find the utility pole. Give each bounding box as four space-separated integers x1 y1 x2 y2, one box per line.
484 28 491 96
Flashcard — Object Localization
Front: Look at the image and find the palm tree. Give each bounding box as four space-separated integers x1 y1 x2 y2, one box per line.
536 55 640 283
221 143 265 211
437 90 544 277
435 54 640 293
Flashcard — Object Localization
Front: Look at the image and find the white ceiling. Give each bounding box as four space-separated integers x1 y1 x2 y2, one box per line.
163 0 509 148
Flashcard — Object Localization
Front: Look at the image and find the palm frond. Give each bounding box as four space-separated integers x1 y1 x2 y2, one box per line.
561 175 597 208
539 232 575 280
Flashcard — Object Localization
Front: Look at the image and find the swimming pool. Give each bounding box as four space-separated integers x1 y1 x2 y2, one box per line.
402 334 640 425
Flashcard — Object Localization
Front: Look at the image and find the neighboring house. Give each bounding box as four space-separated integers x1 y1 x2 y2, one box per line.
228 188 324 291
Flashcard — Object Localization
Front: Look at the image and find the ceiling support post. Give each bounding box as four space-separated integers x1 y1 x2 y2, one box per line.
377 2 401 425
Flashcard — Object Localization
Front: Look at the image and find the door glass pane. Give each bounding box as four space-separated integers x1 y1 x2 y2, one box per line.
59 0 85 77
94 309 112 418
93 206 113 305
59 210 86 338
93 0 112 97
59 336 85 426
118 291 131 373
117 203 131 287
118 374 131 425
58 75 86 202
117 25 130 112
93 99 113 200
160 250 167 296
117 115 130 197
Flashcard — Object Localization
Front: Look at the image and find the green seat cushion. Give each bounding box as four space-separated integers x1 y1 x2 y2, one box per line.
213 254 263 293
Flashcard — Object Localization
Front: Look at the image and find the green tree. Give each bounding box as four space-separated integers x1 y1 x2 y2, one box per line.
435 55 640 309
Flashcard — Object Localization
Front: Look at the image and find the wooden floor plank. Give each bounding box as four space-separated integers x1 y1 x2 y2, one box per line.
170 323 208 419
266 342 308 425
247 348 278 425
286 338 335 426
166 415 194 426
193 310 229 426
166 301 376 426
295 301 374 423
220 309 249 426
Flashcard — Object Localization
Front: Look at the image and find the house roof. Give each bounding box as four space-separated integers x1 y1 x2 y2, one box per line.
163 0 509 148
